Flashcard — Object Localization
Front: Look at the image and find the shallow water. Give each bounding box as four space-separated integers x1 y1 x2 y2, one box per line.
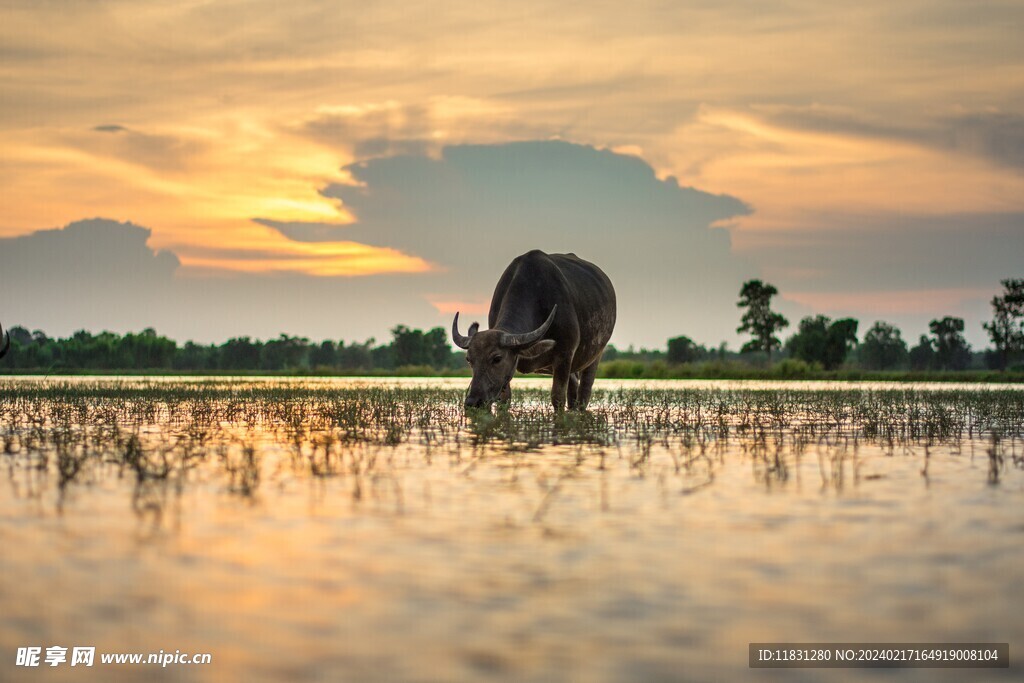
1 378 1022 682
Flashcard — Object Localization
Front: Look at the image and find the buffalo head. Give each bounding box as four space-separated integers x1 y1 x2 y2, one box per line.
452 306 557 409
0 323 9 360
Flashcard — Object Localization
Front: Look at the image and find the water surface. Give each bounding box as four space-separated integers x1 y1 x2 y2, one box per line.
1 378 1022 681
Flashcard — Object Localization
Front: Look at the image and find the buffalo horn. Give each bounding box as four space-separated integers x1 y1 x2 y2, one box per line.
500 305 558 349
451 313 479 349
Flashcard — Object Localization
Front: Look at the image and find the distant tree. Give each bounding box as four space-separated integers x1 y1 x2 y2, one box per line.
929 317 971 371
8 325 32 347
859 321 908 370
372 342 395 370
602 345 665 363
119 328 176 369
220 337 262 370
786 316 859 370
424 327 454 368
823 318 859 369
173 341 216 371
261 334 310 371
909 335 935 371
736 280 788 360
390 325 419 367
983 279 1024 370
61 330 122 369
337 339 375 370
667 335 699 364
309 340 337 368
389 325 453 368
786 316 829 367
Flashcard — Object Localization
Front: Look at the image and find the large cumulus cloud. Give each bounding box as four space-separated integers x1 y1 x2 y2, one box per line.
311 140 755 347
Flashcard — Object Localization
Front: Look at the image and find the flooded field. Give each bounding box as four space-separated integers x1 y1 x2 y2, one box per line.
1 377 1023 682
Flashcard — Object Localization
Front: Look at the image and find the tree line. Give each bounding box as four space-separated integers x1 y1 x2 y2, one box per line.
721 277 1023 371
604 278 1024 374
0 325 462 373
1 278 1021 374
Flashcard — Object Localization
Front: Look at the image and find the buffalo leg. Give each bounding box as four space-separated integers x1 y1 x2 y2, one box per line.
498 381 512 405
550 363 572 412
575 362 599 411
566 373 580 410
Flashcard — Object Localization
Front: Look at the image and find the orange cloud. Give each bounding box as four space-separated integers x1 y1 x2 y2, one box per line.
668 106 1024 243
178 240 434 278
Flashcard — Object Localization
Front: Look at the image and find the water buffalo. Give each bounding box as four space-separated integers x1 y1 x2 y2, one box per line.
452 250 616 411
0 323 9 360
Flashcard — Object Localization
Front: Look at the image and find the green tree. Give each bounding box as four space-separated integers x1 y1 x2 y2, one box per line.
787 316 827 367
929 317 971 371
8 325 32 347
823 318 859 370
173 341 217 371
667 335 698 364
220 337 262 370
786 316 858 370
337 339 375 370
390 325 419 367
372 342 395 370
859 321 908 370
424 327 454 368
736 280 788 360
390 326 455 368
260 334 310 371
62 330 115 369
983 279 1024 370
909 335 934 371
119 328 176 369
310 340 338 368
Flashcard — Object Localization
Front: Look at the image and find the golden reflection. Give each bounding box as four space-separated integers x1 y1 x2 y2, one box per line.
2 378 1022 681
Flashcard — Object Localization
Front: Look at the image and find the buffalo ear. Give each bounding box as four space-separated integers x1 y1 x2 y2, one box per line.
518 339 555 359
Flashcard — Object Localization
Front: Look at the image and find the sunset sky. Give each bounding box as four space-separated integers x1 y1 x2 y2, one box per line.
2 0 1023 348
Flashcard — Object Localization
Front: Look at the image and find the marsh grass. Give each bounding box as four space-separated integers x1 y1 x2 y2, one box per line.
1 380 1022 521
